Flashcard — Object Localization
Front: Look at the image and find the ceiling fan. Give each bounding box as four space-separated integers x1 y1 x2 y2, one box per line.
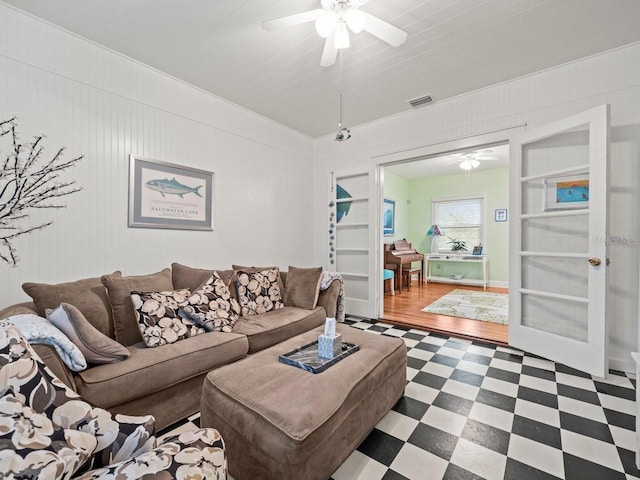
262 0 408 67
445 149 501 171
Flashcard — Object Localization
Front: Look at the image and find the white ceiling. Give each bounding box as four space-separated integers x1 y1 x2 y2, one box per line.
4 0 640 138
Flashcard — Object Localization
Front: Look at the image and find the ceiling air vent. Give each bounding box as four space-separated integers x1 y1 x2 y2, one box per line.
408 94 433 108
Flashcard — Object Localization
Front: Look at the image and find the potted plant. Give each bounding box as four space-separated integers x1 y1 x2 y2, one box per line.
447 237 468 252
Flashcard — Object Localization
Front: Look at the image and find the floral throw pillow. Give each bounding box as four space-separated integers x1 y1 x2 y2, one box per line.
131 289 206 348
180 272 241 332
235 269 284 316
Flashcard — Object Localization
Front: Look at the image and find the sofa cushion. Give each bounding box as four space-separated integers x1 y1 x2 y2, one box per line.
171 262 213 291
131 289 206 348
181 272 241 332
74 332 249 409
232 306 326 353
101 269 173 346
236 269 284 316
172 263 237 299
22 272 121 338
45 303 130 364
283 266 323 310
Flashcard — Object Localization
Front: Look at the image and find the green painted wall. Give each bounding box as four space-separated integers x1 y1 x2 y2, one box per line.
406 167 510 285
382 170 410 244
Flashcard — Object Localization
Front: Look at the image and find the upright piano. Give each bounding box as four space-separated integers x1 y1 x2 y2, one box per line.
384 239 425 293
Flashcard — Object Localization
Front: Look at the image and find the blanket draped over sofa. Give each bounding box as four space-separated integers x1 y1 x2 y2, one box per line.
5 313 88 371
320 271 345 322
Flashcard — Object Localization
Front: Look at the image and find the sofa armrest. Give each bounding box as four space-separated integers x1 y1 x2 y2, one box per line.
76 428 226 480
2 302 78 390
317 279 341 319
0 301 39 319
32 343 77 391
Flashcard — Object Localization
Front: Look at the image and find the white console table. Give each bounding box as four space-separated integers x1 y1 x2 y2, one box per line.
425 254 488 290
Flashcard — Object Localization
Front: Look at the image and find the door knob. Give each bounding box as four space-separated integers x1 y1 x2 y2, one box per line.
588 257 601 266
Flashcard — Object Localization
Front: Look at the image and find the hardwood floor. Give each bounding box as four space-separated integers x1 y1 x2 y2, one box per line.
381 280 509 346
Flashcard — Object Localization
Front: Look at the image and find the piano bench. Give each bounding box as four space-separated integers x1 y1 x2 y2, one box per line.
403 268 423 287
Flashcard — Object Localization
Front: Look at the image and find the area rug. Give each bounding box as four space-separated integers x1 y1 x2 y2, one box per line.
422 289 509 325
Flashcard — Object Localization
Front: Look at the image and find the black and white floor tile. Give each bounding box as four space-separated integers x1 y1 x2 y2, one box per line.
160 318 639 480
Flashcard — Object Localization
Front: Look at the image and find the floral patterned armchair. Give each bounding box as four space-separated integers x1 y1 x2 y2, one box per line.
0 320 226 479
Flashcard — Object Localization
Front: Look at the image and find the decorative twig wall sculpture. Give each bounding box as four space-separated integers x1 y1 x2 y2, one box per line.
0 117 83 266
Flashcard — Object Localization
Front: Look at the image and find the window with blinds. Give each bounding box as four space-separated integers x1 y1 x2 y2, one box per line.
432 195 484 252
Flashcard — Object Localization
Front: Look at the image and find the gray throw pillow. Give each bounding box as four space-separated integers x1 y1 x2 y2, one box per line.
101 268 173 346
46 303 130 364
23 272 121 338
283 266 323 310
171 262 215 292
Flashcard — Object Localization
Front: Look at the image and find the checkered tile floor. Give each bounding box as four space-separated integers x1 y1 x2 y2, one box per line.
160 318 640 480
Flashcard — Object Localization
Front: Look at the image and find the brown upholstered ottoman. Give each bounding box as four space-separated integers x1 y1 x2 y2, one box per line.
200 324 406 480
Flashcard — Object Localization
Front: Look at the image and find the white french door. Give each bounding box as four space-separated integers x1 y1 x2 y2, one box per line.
509 104 610 377
328 167 379 318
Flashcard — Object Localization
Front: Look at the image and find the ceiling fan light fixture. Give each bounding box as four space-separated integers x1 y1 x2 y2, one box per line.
315 11 337 37
344 9 366 33
334 21 350 49
460 158 480 170
262 0 408 67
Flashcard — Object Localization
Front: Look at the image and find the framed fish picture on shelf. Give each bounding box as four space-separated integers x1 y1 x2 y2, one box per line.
128 155 213 230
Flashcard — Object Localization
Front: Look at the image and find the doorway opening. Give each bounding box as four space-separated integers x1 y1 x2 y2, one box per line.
380 143 509 345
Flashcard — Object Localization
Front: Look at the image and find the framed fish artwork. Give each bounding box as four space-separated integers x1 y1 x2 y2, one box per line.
128 155 213 230
544 173 589 211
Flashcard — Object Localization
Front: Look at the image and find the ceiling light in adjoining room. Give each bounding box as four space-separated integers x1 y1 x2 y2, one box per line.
460 158 480 170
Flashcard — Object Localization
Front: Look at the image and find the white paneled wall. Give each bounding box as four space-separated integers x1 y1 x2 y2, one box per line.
313 43 640 372
0 4 314 307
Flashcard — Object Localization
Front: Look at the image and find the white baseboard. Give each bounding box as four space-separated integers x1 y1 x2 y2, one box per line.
488 281 508 288
609 357 635 375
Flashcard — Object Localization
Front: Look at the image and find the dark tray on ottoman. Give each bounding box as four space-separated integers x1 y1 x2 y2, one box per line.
279 340 359 373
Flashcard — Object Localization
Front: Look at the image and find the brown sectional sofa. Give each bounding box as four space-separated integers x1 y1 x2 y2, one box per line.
0 265 342 431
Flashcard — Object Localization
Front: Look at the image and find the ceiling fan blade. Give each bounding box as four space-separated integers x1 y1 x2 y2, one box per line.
363 13 407 47
321 34 338 67
262 9 324 31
